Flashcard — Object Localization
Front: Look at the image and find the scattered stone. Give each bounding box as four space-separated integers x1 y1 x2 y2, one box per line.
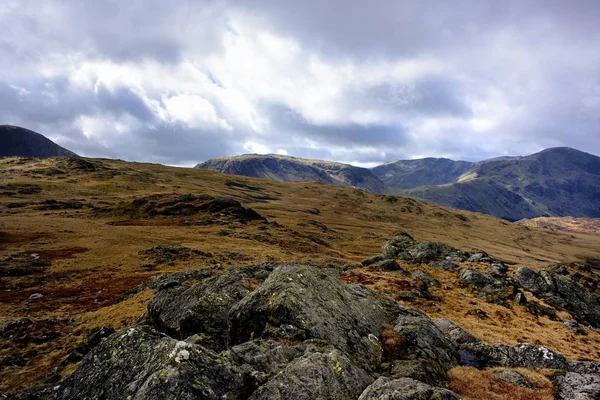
492 369 539 389
487 262 508 278
1 355 27 367
411 270 439 287
361 254 384 266
468 252 493 263
29 293 43 300
563 320 585 334
428 260 461 272
513 292 527 305
371 259 403 271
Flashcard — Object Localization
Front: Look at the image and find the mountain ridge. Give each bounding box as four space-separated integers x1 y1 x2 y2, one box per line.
0 125 77 158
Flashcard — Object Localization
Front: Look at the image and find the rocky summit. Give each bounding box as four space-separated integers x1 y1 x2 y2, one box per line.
11 260 600 400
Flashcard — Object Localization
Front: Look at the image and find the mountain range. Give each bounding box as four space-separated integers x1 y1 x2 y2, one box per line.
197 148 600 221
1 125 599 221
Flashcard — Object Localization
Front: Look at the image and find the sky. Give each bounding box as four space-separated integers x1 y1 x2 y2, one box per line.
1 0 600 167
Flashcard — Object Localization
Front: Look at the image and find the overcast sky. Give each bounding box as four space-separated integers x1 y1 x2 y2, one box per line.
2 1 600 166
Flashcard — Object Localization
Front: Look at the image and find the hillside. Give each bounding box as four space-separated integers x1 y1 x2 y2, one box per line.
0 125 77 158
196 153 386 194
371 158 475 189
518 217 600 234
397 147 600 221
2 156 600 398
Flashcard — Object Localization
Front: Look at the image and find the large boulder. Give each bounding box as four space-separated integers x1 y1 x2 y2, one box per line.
51 326 253 400
388 312 459 372
249 348 374 400
358 377 460 400
515 267 600 328
229 264 401 370
147 268 253 350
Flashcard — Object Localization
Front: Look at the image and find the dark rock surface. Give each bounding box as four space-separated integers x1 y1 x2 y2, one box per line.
492 369 538 389
229 264 400 370
147 268 253 350
249 348 374 400
515 267 600 328
358 377 461 400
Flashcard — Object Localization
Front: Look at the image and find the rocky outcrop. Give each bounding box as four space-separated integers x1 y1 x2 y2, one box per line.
17 262 600 399
381 233 466 263
147 268 253 350
229 264 401 370
27 264 468 400
51 326 254 400
515 267 600 328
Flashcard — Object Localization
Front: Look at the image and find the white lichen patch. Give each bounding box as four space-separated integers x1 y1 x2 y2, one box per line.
539 346 554 360
169 341 191 363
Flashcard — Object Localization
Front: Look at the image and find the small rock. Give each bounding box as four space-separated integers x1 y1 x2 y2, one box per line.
513 292 527 305
492 369 538 389
564 320 585 334
428 260 461 271
371 259 403 271
29 293 43 300
411 270 439 287
361 254 384 266
488 263 508 278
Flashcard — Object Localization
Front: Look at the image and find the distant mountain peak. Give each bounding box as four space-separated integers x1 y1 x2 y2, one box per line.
195 153 386 194
0 125 77 158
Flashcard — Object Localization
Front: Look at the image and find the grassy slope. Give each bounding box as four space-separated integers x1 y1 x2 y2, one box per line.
1 156 600 392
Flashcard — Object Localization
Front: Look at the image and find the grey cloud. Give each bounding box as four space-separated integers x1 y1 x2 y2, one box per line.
264 104 408 147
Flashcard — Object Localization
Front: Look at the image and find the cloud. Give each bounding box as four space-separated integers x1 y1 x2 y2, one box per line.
0 0 599 167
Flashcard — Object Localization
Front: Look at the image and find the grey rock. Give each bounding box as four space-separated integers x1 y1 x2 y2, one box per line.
468 252 488 262
362 254 384 266
249 348 374 400
389 311 459 372
372 259 404 271
29 293 43 300
487 263 508 278
515 267 600 328
434 319 569 370
147 269 252 350
564 320 585 334
428 260 461 272
459 269 494 288
568 361 600 375
555 372 600 400
492 369 538 389
222 339 305 379
51 326 252 400
513 292 527 305
358 377 461 400
381 233 464 264
389 359 450 388
229 264 401 370
411 270 439 287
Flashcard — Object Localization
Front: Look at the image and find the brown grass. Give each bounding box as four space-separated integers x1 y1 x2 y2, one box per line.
1 156 600 392
448 367 554 400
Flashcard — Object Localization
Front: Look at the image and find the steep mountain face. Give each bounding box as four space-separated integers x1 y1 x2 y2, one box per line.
0 125 77 158
371 158 475 189
397 147 600 221
196 154 386 194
